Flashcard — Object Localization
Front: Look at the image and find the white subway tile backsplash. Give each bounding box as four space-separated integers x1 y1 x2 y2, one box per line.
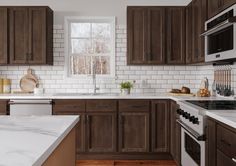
0 25 220 94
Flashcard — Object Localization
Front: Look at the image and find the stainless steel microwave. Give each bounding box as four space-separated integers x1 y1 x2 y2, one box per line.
202 4 236 62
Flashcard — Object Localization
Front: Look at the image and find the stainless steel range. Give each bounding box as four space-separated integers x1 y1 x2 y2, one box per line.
178 100 236 166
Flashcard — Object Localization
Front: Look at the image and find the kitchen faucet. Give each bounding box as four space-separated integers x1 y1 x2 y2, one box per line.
92 62 99 94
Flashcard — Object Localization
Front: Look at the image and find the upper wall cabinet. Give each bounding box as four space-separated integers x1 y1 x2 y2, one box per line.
127 6 186 65
191 0 207 64
0 8 8 64
166 7 186 65
0 6 53 65
208 0 236 19
127 7 166 65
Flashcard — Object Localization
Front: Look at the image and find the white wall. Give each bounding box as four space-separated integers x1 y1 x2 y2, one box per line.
0 0 191 24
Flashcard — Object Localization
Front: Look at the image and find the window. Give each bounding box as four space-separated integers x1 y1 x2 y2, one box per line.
65 17 116 78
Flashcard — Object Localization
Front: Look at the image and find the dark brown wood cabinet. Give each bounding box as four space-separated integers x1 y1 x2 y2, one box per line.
170 100 181 166
208 0 236 19
151 100 170 153
9 7 28 64
0 100 8 115
86 113 117 153
192 0 207 64
53 99 177 160
166 7 186 65
206 117 236 166
53 100 86 153
206 118 217 166
119 111 150 152
1 6 53 65
0 8 8 64
127 7 165 65
186 2 193 64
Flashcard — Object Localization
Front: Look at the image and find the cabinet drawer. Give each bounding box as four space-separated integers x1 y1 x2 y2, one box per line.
217 125 236 158
86 100 117 112
53 100 86 113
217 149 236 166
119 100 150 112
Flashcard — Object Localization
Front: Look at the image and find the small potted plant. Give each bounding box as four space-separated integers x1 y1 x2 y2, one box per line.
120 81 133 95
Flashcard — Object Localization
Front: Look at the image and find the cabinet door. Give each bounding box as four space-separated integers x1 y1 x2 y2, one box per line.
127 7 147 65
86 113 117 152
222 0 236 10
170 101 181 165
0 100 8 115
217 149 236 166
53 111 86 153
146 7 165 64
166 7 186 64
192 0 207 63
206 118 216 166
9 7 29 64
186 3 193 64
151 100 170 153
208 0 221 18
28 7 47 64
0 8 8 64
119 112 150 152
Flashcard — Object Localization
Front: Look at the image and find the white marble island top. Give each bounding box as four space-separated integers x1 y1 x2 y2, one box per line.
0 116 79 166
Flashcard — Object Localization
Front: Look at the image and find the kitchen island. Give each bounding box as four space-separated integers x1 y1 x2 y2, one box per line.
0 116 79 166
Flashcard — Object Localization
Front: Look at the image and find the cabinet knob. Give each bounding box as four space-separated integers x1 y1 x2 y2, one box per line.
232 157 236 163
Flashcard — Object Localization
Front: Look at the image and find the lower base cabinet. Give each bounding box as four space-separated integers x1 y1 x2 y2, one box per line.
119 111 150 152
0 100 9 115
86 113 117 153
170 100 181 166
53 99 180 160
206 117 236 166
151 100 170 153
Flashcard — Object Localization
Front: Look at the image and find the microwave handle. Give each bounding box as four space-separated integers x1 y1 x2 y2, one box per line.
176 119 206 141
201 16 236 37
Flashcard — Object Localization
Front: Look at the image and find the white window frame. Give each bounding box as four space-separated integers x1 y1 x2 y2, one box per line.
64 16 116 79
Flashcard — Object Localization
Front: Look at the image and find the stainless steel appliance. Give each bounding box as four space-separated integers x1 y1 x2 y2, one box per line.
178 100 236 166
9 100 52 116
202 4 236 62
177 101 206 166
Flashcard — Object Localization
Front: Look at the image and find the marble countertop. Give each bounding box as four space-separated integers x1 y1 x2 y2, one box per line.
0 93 232 100
0 116 79 166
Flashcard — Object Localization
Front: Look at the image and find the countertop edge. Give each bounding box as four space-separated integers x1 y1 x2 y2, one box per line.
206 111 236 129
33 116 80 166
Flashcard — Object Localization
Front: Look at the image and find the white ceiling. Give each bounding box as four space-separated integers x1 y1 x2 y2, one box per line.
0 0 192 24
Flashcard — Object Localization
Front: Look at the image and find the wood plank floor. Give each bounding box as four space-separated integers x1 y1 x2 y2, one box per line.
77 160 177 166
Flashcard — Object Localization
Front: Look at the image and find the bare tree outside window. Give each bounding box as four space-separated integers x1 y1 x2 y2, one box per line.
65 17 115 78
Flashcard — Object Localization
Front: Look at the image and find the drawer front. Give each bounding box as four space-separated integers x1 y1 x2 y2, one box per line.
217 125 236 158
53 100 86 113
86 100 117 112
217 150 236 166
119 100 150 112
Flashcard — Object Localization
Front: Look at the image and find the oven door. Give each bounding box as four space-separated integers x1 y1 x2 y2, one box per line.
205 24 236 62
181 127 205 166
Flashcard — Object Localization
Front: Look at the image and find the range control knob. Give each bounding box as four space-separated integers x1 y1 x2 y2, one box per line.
189 116 195 122
176 109 184 115
183 112 190 119
192 118 199 124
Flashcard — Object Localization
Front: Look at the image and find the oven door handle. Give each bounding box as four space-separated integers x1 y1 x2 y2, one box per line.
176 119 206 141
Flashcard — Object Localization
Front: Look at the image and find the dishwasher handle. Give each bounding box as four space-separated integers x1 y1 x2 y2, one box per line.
9 100 52 105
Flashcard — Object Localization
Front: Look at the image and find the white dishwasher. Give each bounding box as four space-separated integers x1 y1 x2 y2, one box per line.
9 100 52 116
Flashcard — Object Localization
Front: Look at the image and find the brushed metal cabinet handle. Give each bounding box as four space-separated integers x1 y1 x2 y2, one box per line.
232 157 236 163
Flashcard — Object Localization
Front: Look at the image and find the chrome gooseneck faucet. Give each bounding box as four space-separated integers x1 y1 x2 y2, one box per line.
92 62 100 94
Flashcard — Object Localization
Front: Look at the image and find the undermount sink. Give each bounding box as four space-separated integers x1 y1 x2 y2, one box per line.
54 93 120 96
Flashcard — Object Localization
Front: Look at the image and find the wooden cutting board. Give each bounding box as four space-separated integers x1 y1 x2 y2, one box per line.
20 69 39 93
168 92 195 97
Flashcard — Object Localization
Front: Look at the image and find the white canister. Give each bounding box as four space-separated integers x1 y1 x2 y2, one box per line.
34 88 44 95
